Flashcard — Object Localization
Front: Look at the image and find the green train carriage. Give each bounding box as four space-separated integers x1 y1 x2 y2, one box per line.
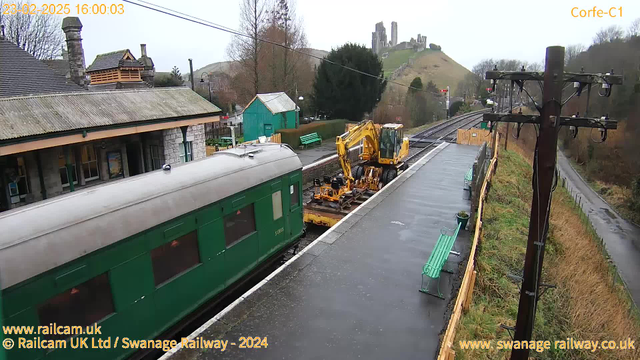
0 144 304 360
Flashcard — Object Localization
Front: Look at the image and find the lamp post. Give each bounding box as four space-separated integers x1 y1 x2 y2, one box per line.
200 72 212 103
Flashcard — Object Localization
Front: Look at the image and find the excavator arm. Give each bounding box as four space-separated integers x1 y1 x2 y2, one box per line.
335 120 379 187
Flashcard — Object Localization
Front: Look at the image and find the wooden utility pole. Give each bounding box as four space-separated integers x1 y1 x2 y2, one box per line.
482 45 622 360
511 46 564 360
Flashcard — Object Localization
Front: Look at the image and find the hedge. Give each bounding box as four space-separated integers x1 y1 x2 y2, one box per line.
278 119 355 147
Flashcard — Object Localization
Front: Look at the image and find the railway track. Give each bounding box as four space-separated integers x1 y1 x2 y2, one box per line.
406 110 487 164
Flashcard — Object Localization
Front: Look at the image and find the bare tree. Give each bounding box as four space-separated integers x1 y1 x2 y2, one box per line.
565 44 585 65
628 18 640 38
227 0 268 100
0 0 64 59
262 0 309 97
593 25 624 44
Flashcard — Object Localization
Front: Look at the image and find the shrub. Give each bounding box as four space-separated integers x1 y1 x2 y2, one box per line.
449 101 464 116
278 119 356 147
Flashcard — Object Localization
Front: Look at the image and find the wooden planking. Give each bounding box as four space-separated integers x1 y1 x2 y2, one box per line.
456 128 492 146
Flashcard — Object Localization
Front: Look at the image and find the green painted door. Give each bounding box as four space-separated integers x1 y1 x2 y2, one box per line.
264 124 273 137
287 174 303 239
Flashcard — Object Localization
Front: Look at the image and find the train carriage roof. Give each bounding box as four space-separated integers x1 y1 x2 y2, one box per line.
0 144 301 290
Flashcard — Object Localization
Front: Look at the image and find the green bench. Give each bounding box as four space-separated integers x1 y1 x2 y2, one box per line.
464 167 473 199
419 222 462 299
299 132 322 148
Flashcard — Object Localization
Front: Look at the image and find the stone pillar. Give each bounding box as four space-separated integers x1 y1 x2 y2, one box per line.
62 17 87 88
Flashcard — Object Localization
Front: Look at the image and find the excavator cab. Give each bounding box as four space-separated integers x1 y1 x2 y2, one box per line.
378 124 408 165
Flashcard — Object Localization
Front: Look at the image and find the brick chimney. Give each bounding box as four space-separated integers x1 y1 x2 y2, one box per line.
139 43 155 86
62 17 88 88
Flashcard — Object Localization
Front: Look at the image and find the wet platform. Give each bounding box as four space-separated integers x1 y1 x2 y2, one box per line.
166 143 481 360
295 142 337 166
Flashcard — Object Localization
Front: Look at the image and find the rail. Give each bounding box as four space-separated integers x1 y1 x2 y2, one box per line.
405 112 486 163
437 132 500 360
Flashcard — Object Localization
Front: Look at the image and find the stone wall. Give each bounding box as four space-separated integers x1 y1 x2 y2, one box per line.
163 124 206 165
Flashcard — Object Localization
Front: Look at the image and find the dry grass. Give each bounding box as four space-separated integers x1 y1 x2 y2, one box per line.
549 189 640 359
389 51 471 95
454 144 640 359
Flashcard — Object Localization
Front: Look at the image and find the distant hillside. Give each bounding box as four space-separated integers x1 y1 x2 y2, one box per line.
301 48 329 68
189 48 328 81
191 61 236 81
383 48 471 94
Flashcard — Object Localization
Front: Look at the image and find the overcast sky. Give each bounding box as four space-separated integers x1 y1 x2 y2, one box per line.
74 0 639 74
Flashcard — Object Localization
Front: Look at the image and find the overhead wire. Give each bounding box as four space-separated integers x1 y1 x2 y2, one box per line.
121 0 429 93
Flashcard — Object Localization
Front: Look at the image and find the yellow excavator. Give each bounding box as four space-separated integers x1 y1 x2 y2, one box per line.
304 120 410 226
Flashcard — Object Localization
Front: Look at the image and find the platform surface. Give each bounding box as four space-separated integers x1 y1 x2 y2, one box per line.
169 143 481 360
295 142 337 166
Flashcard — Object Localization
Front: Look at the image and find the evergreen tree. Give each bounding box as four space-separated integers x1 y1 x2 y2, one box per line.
312 43 386 121
405 77 430 127
154 66 185 87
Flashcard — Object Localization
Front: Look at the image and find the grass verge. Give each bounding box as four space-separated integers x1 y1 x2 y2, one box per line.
453 148 640 360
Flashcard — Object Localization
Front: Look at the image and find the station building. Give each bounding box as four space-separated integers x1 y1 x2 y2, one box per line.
0 17 221 212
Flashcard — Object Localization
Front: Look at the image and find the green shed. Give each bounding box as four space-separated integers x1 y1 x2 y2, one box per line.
243 92 298 141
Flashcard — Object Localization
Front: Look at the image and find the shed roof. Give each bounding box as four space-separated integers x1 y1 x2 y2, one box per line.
247 92 297 115
86 49 143 72
0 87 221 141
0 39 83 98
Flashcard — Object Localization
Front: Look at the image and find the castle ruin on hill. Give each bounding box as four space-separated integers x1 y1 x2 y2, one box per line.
371 21 427 56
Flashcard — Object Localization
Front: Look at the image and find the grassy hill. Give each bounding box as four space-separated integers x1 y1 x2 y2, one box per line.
382 49 426 77
382 48 470 94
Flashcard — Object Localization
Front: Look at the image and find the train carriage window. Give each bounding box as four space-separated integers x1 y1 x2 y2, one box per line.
290 183 299 208
38 273 114 339
151 231 200 286
272 191 283 220
224 204 256 247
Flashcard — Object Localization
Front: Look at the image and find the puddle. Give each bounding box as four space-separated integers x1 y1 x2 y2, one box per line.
601 207 617 219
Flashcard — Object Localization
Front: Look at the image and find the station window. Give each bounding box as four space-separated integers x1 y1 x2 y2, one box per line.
38 273 115 338
290 183 299 208
149 145 164 170
272 191 283 220
15 156 30 199
151 231 200 286
58 150 78 187
81 145 99 181
224 204 256 247
180 141 193 162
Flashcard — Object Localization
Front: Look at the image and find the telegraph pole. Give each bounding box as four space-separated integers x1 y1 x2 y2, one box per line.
482 46 622 360
511 46 564 359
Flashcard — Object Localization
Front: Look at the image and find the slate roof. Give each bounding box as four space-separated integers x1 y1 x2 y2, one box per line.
0 87 222 141
86 50 144 72
248 92 297 115
0 39 83 98
41 59 70 78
